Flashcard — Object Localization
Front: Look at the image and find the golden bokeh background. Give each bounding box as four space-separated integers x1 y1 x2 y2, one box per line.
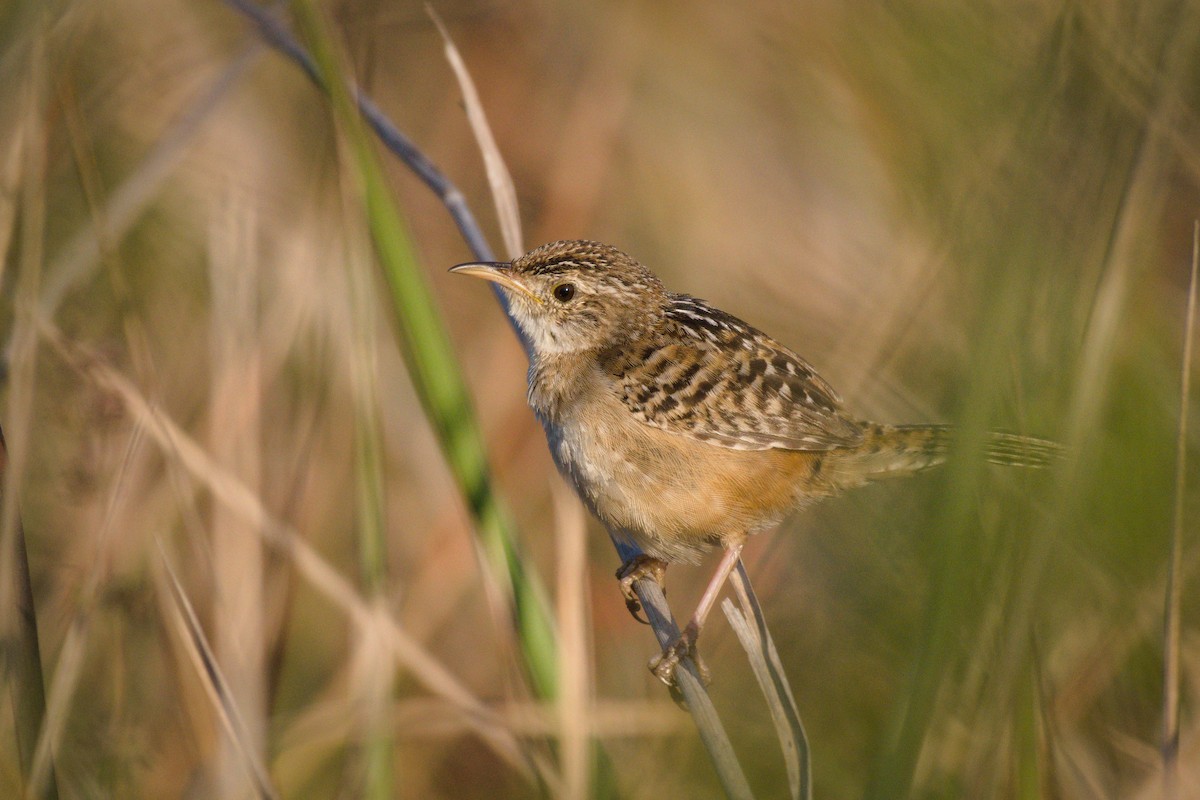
2 0 1198 797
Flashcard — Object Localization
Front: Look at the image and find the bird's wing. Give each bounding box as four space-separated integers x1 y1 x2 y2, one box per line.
604 295 865 452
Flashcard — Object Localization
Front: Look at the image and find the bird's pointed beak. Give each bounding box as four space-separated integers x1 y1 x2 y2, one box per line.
449 261 543 305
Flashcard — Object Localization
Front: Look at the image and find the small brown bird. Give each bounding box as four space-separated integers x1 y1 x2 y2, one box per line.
452 240 1056 684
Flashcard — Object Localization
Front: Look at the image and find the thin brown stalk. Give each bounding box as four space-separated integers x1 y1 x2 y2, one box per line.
1162 220 1198 798
2 448 56 800
553 483 592 800
429 6 524 260
208 196 268 797
1 25 58 799
726 561 811 800
623 567 754 799
28 425 146 798
156 541 279 800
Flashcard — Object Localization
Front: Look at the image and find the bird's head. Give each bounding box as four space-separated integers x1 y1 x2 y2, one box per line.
451 240 666 355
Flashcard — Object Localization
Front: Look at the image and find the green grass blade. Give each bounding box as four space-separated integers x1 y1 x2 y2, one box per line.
349 237 393 799
1162 220 1198 799
289 0 559 701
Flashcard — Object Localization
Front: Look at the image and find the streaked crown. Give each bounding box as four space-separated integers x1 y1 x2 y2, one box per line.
451 240 668 354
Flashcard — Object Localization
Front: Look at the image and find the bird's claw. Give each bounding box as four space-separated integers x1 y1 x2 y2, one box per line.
649 630 710 687
624 595 649 625
615 555 667 625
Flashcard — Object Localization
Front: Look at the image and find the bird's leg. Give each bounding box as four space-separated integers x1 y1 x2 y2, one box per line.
616 554 668 624
650 539 745 686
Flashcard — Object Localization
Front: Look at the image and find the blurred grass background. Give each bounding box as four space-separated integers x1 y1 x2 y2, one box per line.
2 0 1199 797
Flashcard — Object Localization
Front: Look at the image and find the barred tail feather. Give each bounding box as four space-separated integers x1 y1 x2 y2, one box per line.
982 430 1063 467
837 423 1061 483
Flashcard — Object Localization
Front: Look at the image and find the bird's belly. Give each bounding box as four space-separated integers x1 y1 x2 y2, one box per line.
543 400 813 563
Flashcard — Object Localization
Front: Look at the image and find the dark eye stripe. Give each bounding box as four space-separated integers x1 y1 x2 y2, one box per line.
530 258 580 276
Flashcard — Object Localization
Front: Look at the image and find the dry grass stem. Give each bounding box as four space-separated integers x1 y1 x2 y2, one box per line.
1 26 58 799
207 196 268 796
27 425 145 797
430 7 524 260
552 482 592 799
1162 219 1198 798
157 542 279 800
726 561 811 800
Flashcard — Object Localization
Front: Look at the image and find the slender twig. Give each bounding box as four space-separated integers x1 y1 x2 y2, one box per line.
727 561 811 800
552 483 592 800
613 539 754 798
2 24 59 798
157 540 280 800
3 436 59 800
618 543 752 800
1162 220 1198 799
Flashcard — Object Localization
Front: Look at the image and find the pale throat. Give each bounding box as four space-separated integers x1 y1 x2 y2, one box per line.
507 298 594 356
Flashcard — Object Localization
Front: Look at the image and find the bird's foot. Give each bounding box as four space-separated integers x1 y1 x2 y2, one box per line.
615 555 668 624
649 626 710 686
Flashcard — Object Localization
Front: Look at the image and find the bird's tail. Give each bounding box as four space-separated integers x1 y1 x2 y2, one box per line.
833 423 1061 484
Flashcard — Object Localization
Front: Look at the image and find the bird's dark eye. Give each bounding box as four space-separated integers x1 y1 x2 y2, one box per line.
552 283 576 303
